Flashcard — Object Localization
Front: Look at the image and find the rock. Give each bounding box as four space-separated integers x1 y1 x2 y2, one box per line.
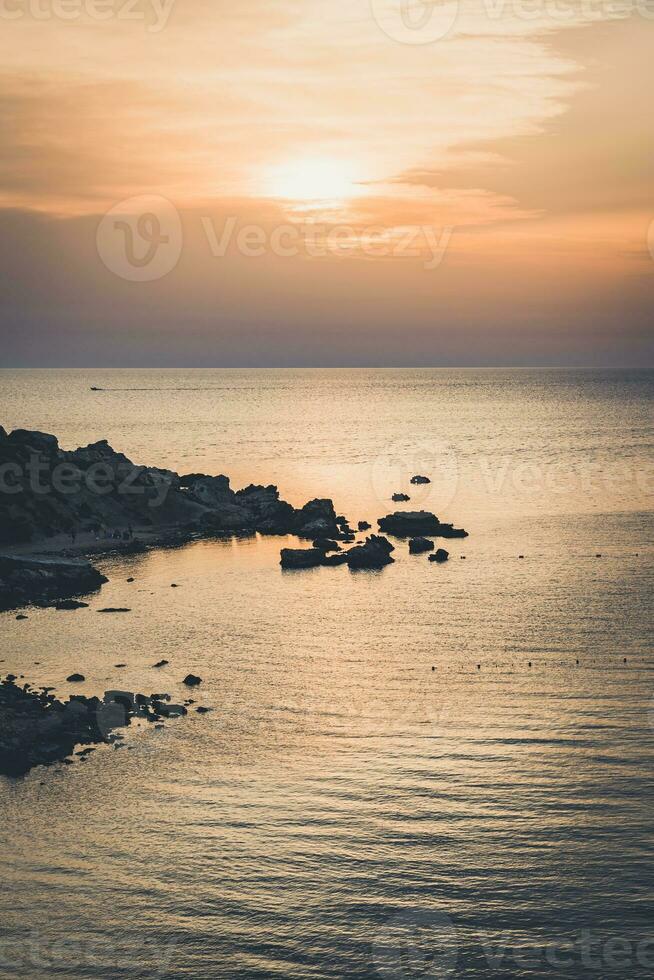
54 599 89 610
428 549 450 563
183 674 202 687
345 535 395 569
408 537 434 554
0 555 107 613
66 673 85 682
358 521 371 531
293 499 339 538
321 552 349 566
114 663 127 668
280 548 324 569
15 614 28 620
392 493 410 502
0 427 354 556
410 475 431 484
312 538 341 552
196 706 212 714
377 511 468 538
152 660 169 668
126 577 135 582
97 607 131 613
0 676 188 775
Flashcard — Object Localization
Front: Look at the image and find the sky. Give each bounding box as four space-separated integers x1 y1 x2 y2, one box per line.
0 0 652 366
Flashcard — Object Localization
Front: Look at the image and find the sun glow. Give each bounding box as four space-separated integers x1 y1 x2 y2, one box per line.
265 157 361 203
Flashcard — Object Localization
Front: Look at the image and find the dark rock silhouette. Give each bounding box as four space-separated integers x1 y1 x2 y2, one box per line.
183 674 202 687
0 676 187 776
0 427 346 553
312 538 341 552
410 475 431 484
392 493 410 502
408 537 434 554
345 535 395 569
280 547 325 569
357 521 371 531
0 555 107 612
378 511 468 538
66 673 85 682
428 549 450 563
321 552 349 566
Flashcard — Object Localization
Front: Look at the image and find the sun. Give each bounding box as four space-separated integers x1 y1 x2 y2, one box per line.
265 157 360 203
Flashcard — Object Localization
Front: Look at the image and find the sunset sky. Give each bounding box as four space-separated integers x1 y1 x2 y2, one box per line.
1 0 652 366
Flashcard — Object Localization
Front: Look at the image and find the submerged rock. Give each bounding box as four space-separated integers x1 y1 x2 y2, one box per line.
66 673 85 683
408 537 434 554
54 599 89 610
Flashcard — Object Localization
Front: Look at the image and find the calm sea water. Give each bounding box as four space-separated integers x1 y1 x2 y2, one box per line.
1 368 653 979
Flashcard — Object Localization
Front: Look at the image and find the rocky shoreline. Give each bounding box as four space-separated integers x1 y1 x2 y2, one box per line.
0 427 471 603
0 429 471 777
0 426 354 608
0 675 196 777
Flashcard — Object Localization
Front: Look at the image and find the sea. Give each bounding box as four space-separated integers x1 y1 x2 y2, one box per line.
0 368 652 979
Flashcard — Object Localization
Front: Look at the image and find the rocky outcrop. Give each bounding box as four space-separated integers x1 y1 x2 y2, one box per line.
280 547 325 569
292 498 341 539
344 535 395 569
280 532 396 571
410 475 431 484
0 427 347 545
428 549 450 563
392 493 410 502
0 555 108 612
408 537 434 554
0 676 188 777
378 511 468 538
